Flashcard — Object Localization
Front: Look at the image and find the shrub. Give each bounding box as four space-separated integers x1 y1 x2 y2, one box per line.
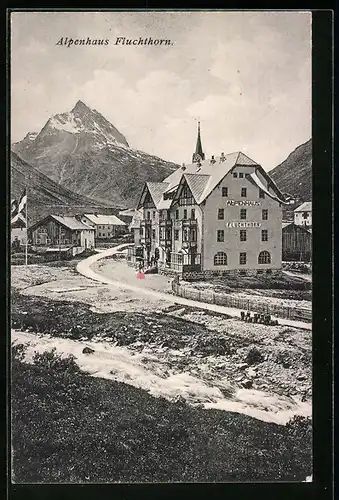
286 415 312 440
32 348 81 375
245 347 264 365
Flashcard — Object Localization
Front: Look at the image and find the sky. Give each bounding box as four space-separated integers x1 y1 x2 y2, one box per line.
11 11 312 170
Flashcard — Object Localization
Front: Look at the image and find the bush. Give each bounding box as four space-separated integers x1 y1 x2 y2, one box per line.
286 416 312 440
32 348 81 375
245 347 265 365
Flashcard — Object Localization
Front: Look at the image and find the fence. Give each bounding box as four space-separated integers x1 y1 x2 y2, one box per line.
171 281 312 323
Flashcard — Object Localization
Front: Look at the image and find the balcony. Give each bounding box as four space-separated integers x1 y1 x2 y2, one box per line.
160 238 172 248
182 218 197 227
168 252 201 272
140 219 152 228
182 240 197 249
159 219 173 227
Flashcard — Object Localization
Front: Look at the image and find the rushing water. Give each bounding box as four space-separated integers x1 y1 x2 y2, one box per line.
11 329 312 425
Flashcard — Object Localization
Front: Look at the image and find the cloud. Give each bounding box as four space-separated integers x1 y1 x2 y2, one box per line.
10 11 312 168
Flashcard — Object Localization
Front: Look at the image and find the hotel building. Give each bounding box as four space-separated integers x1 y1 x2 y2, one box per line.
129 124 286 279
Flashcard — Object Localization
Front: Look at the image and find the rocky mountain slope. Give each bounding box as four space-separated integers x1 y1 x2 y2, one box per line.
11 152 117 225
269 139 312 201
12 101 179 208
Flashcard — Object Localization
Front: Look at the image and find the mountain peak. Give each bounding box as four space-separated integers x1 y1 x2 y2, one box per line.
71 100 91 114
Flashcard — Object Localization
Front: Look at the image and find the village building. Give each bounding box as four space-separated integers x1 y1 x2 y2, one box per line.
81 214 127 239
129 124 286 279
282 222 312 262
29 215 95 256
294 202 312 227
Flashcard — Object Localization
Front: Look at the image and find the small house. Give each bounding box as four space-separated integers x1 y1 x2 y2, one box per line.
81 214 127 239
294 202 312 227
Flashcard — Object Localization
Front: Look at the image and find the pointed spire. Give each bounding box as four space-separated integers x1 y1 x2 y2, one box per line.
192 121 205 163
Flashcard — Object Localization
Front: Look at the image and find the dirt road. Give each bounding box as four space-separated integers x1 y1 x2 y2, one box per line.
76 245 312 331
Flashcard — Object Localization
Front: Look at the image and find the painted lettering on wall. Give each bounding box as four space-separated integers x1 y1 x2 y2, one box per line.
225 200 261 206
225 222 262 228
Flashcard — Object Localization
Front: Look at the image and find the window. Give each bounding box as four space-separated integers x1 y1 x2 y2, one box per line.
190 229 197 242
240 209 247 220
183 209 187 219
159 210 163 219
183 229 188 241
99 232 101 237
258 251 271 264
241 187 247 197
239 172 244 178
233 172 238 178
174 230 179 240
217 230 224 242
147 211 151 220
175 209 179 220
262 209 268 220
240 230 247 241
140 227 144 236
152 229 156 239
218 208 224 220
214 252 227 265
222 187 228 197
239 252 247 265
259 189 265 198
261 229 268 242
303 212 309 219
191 208 195 219
152 211 155 219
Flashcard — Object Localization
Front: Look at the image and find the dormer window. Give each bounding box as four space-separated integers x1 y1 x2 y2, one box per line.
233 172 238 178
259 189 265 199
239 172 244 178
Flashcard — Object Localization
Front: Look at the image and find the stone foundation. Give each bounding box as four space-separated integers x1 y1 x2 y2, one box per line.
181 268 282 282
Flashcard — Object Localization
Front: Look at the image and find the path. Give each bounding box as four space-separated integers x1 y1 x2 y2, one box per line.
76 246 311 331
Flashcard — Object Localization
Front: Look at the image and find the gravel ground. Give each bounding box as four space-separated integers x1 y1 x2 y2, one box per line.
11 262 312 420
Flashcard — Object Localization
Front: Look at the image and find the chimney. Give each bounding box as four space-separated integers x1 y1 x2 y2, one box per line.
220 152 226 163
181 163 186 171
210 155 216 165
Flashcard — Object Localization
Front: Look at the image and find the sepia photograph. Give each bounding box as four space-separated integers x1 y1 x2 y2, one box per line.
10 10 313 483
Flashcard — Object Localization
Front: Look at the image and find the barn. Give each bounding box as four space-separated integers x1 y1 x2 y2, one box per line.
282 222 312 262
29 215 95 255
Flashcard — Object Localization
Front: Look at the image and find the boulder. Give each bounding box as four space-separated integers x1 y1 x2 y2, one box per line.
82 347 95 354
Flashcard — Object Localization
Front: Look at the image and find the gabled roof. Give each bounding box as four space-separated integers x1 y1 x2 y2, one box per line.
147 182 169 208
294 202 312 212
163 151 259 204
184 173 210 203
83 214 126 226
51 215 95 230
248 171 286 204
30 215 95 232
137 182 170 210
282 222 312 233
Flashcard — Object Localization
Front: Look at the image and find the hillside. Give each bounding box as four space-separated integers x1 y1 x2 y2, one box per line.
269 139 312 201
11 152 118 225
12 101 179 208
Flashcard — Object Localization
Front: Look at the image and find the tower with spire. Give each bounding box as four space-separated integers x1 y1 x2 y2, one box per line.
192 121 205 163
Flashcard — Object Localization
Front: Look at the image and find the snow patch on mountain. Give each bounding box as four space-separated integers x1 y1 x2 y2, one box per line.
49 114 84 134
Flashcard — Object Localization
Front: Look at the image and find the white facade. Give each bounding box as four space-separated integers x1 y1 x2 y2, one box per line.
294 202 312 227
